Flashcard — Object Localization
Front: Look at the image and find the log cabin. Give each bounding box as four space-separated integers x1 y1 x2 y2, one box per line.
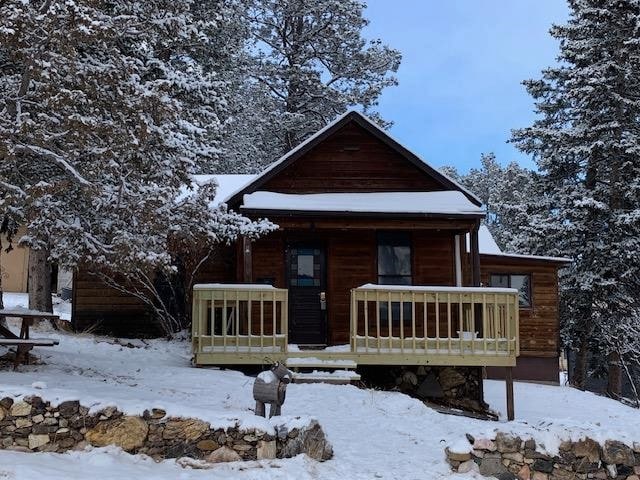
72 111 569 413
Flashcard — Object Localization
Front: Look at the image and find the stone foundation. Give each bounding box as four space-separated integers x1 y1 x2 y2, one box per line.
0 395 333 462
446 432 640 480
359 365 486 412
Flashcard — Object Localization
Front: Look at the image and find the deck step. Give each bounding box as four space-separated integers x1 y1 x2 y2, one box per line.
292 370 361 385
285 357 357 370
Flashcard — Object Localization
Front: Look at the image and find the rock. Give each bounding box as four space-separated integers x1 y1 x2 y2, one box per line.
0 397 14 410
207 446 242 463
176 457 211 470
32 414 44 424
58 401 79 418
243 434 258 442
531 473 548 480
496 433 522 453
438 368 466 391
0 406 5 422
457 460 476 474
446 447 471 462
196 439 219 451
602 440 635 466
416 373 445 399
15 418 32 428
524 439 536 451
28 434 50 450
503 452 524 463
474 438 498 452
496 473 517 480
98 406 118 419
532 459 553 474
10 401 32 417
517 464 531 480
257 440 277 460
280 421 333 461
162 419 209 441
150 408 166 420
573 437 601 463
86 416 148 451
479 456 509 477
605 463 617 478
626 476 639 480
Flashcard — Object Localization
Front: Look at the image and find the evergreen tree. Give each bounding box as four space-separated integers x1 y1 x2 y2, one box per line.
441 154 538 252
0 0 273 332
512 0 640 396
239 0 402 168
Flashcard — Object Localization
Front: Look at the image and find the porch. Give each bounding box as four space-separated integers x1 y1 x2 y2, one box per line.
191 283 519 368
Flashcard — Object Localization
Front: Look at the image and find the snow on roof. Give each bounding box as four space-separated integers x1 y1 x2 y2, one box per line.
479 225 502 254
225 110 482 206
482 252 572 263
241 190 485 216
468 225 571 263
178 174 257 206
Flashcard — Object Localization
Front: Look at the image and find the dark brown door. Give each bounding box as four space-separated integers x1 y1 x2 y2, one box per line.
287 244 327 345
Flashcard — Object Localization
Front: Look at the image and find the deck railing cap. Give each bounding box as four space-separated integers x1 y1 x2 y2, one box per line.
193 283 280 291
355 283 519 294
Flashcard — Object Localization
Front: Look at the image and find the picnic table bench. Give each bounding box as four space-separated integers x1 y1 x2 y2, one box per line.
0 308 60 368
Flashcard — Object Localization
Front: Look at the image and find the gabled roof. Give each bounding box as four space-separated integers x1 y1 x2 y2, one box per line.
225 110 482 207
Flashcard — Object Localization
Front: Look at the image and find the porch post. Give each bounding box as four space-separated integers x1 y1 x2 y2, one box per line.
470 222 481 287
506 366 515 421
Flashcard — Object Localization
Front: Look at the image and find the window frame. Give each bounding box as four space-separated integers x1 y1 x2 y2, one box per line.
489 272 533 309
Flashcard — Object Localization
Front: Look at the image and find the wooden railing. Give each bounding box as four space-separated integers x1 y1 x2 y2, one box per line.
350 284 519 362
192 284 288 356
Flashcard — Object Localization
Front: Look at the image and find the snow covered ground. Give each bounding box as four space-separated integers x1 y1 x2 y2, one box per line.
0 293 639 479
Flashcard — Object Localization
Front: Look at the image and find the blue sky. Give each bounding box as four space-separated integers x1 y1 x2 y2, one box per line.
363 1 568 172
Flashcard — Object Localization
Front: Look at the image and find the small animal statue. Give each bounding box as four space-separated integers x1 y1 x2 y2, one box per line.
253 362 293 418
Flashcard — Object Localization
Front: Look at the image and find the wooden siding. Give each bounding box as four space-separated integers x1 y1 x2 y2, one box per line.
480 255 561 358
260 123 446 194
73 245 236 335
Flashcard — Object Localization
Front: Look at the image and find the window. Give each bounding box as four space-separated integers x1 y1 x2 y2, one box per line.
377 232 412 324
377 232 412 285
489 274 532 308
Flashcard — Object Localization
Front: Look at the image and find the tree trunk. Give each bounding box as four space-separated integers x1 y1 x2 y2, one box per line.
28 247 53 313
607 352 622 397
572 334 589 390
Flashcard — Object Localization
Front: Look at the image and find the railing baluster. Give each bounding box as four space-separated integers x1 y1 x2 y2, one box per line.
272 292 277 350
470 294 475 354
411 292 416 353
482 293 488 354
235 291 240 353
423 292 427 352
399 292 404 353
388 293 392 352
376 290 381 353
458 294 463 354
506 295 511 355
260 291 264 350
493 294 499 354
222 290 226 352
247 290 252 351
364 290 369 352
435 293 440 353
447 293 452 354
211 292 216 350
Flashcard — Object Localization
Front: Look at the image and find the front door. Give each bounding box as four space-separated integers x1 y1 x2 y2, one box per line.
287 244 327 345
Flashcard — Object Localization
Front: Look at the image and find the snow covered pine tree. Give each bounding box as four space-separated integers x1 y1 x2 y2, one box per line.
512 0 640 398
237 0 402 168
0 0 274 334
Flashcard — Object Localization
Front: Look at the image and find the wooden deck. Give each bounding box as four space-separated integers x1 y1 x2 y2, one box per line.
192 284 519 368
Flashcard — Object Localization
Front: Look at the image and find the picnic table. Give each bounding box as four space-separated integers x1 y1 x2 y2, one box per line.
0 308 60 368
